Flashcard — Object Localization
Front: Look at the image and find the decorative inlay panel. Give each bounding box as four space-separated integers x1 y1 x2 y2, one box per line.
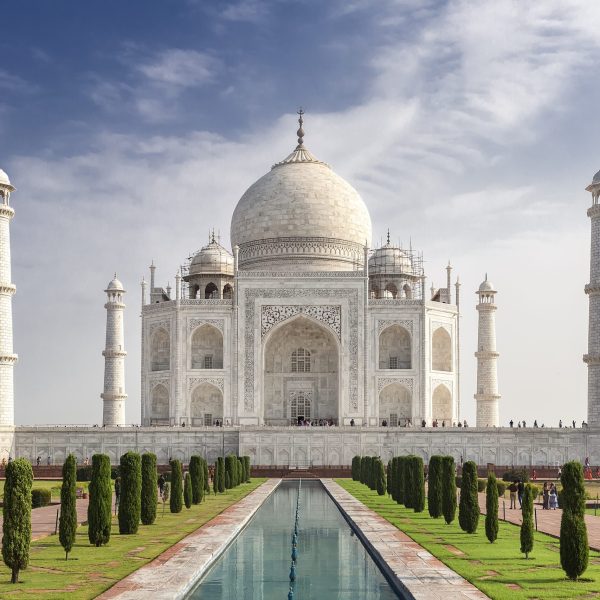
149 377 169 390
377 377 414 393
188 377 224 392
188 318 224 333
148 320 170 335
261 305 341 340
244 288 359 412
377 319 413 335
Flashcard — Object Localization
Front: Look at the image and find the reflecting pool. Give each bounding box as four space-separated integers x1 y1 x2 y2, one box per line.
187 480 401 599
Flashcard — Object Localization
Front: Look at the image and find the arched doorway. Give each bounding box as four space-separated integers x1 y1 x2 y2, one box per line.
151 384 169 425
378 383 411 426
263 316 339 425
190 383 223 426
190 324 223 369
432 384 452 424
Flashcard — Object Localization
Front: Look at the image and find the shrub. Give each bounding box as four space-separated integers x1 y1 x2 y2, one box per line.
455 476 462 488
215 457 225 494
477 478 487 493
496 481 507 497
560 461 589 580
2 459 33 583
87 454 112 547
118 452 142 535
238 457 245 486
243 456 251 482
376 459 386 496
404 456 415 508
31 488 52 508
520 484 534 558
169 459 183 513
184 472 192 509
141 453 157 526
459 461 479 533
203 459 211 492
502 468 529 483
386 459 393 496
485 473 499 543
412 456 425 513
160 482 170 516
427 456 443 518
442 456 457 525
352 456 360 481
76 466 92 482
59 454 77 560
225 455 235 489
360 456 367 485
189 456 202 504
395 456 405 505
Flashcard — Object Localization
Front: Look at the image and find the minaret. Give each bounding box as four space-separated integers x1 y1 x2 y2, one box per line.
0 169 17 427
474 275 500 427
585 170 600 425
101 274 127 426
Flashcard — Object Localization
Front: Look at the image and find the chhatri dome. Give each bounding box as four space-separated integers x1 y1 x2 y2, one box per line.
230 111 372 272
189 233 234 276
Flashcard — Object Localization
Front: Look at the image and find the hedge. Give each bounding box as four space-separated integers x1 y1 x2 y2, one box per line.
31 488 52 508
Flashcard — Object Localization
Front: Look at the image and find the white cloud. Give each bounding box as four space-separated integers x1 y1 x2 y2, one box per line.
138 49 219 87
220 0 269 23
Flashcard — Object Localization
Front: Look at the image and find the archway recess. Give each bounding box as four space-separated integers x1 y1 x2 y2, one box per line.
378 383 411 426
190 383 223 426
263 315 339 425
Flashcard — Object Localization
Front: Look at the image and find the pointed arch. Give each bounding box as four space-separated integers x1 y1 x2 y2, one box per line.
151 328 170 371
190 382 223 426
204 282 219 299
378 382 411 426
191 324 223 369
432 383 452 423
379 324 411 369
432 327 452 371
151 384 170 424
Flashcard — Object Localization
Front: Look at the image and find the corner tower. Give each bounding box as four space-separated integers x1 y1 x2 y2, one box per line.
474 275 500 427
585 170 600 425
101 275 127 425
0 170 17 427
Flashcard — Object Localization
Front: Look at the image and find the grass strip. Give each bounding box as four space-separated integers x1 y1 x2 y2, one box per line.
337 479 600 600
0 479 266 599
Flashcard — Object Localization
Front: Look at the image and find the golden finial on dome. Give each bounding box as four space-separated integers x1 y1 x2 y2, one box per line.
297 108 305 147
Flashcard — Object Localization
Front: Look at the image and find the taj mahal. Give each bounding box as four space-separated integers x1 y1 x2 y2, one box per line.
0 112 599 468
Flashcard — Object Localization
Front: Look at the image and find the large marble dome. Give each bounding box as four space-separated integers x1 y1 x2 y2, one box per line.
230 116 372 272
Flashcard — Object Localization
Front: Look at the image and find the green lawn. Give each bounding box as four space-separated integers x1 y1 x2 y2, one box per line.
337 479 600 600
0 479 266 599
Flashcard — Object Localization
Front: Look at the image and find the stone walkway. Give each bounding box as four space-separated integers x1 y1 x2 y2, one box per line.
322 479 489 600
0 498 90 541
98 479 280 600
479 492 600 551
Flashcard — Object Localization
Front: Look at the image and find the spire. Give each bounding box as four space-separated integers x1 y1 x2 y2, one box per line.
296 108 305 148
386 229 390 245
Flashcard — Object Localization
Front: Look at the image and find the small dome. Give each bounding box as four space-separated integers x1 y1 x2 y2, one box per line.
0 169 15 190
189 239 234 276
368 244 413 275
478 276 495 293
106 274 124 291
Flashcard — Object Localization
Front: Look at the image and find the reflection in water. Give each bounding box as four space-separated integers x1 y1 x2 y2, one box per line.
188 480 400 600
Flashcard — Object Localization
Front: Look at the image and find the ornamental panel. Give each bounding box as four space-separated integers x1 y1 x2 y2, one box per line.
261 305 341 340
377 319 413 335
188 377 225 392
188 318 225 333
377 377 414 393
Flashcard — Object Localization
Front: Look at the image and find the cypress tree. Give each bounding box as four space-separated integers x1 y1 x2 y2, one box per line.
216 457 225 493
213 460 219 495
225 455 235 489
243 456 251 482
118 452 142 534
189 456 202 504
2 458 33 583
428 456 443 518
169 459 183 513
441 456 457 525
87 454 112 547
376 459 386 495
203 459 211 492
560 461 589 580
458 460 479 533
404 456 415 508
386 459 393 496
352 456 360 481
396 456 406 505
412 456 425 513
370 457 377 490
359 456 367 484
59 454 77 560
238 457 244 486
184 472 192 509
520 484 534 558
485 473 499 543
141 453 157 525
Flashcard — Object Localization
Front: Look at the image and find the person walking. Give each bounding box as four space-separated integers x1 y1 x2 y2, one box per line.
549 483 558 509
509 480 518 509
542 482 549 509
158 473 166 495
517 479 524 508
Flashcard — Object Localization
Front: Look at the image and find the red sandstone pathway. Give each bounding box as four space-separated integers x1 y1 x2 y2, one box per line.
478 492 600 551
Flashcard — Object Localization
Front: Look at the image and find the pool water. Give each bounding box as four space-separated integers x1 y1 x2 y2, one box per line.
187 480 401 599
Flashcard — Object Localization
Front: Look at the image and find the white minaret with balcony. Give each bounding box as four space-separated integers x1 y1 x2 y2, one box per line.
101 275 127 426
474 275 500 427
585 170 600 425
0 170 17 427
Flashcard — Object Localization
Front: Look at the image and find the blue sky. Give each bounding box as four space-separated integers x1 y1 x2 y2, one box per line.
2 0 600 425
